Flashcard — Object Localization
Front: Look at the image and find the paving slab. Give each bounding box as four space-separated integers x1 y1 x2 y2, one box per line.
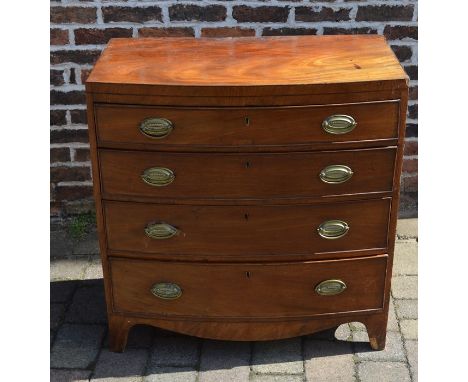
50 324 106 368
51 229 73 258
199 340 250 382
250 375 304 382
149 336 199 367
388 297 399 331
405 340 418 381
50 369 91 382
353 331 406 362
73 228 100 256
252 338 303 374
50 258 89 281
392 276 418 299
91 348 148 382
51 303 66 331
396 218 418 239
358 361 411 382
304 340 354 382
65 282 107 324
394 299 418 320
51 280 78 303
144 367 198 382
400 319 418 340
127 325 157 349
393 241 418 276
84 256 104 279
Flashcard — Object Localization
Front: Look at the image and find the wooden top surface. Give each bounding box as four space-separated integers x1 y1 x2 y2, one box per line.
86 36 408 96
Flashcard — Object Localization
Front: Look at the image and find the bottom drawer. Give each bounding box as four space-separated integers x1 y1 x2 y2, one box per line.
110 255 387 319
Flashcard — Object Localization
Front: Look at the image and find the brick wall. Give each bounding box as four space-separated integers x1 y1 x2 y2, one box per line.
50 0 418 218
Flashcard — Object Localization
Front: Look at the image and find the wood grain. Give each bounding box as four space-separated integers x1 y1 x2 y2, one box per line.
100 147 396 200
109 255 387 319
95 101 399 149
86 36 407 96
104 198 391 256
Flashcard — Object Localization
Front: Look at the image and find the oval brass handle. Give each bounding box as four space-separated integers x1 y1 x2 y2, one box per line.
145 222 179 240
322 115 356 135
151 282 182 300
315 279 347 296
139 118 173 139
317 220 349 239
319 165 353 184
141 167 175 187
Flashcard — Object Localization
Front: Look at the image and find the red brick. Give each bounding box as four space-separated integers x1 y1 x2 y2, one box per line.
50 6 97 24
51 50 101 65
406 123 417 138
102 6 162 23
403 176 418 192
75 28 133 45
405 65 418 80
51 90 86 105
81 69 92 84
170 4 226 22
402 158 418 173
74 148 91 162
139 27 195 38
51 129 89 144
51 166 91 183
202 27 255 38
403 140 418 156
296 7 351 22
323 27 377 35
262 27 317 37
51 29 69 45
51 70 65 86
70 110 87 124
409 85 418 100
233 6 289 23
408 104 418 119
55 185 93 201
391 45 412 62
384 25 418 40
51 110 67 126
356 5 414 21
51 148 71 163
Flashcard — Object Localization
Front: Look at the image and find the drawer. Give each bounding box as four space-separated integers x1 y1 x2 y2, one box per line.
100 147 396 200
104 198 390 256
110 255 387 318
95 102 399 149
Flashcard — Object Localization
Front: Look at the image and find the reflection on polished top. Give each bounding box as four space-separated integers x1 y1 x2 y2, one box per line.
86 35 408 95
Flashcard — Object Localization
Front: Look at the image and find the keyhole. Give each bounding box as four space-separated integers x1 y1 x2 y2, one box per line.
245 161 250 168
244 213 249 220
246 271 251 278
245 117 250 126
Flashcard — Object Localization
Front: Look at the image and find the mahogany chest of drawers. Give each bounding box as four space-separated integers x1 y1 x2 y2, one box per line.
85 36 408 352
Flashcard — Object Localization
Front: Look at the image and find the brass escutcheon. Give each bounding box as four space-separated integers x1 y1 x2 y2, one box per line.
315 279 347 296
141 167 175 187
322 115 356 135
317 220 349 239
139 118 173 139
319 165 353 184
150 282 182 300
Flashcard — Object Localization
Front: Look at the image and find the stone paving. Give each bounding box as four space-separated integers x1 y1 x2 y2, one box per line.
51 219 418 382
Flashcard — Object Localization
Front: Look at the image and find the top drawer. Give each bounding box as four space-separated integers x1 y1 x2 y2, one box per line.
95 101 399 150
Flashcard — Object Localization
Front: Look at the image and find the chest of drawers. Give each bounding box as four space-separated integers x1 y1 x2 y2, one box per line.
85 36 408 352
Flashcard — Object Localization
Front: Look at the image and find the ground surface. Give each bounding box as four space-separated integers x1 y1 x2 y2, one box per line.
51 219 417 382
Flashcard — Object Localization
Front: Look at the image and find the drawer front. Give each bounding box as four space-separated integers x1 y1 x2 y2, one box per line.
95 102 399 148
110 255 387 318
100 147 396 200
104 199 390 256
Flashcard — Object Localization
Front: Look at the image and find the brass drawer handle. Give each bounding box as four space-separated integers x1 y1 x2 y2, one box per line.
319 165 353 184
322 114 356 134
145 222 179 240
141 167 175 187
139 118 173 139
315 279 347 296
151 282 182 300
317 220 349 239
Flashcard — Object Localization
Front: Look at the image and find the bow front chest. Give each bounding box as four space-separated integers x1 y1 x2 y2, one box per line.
85 36 408 352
